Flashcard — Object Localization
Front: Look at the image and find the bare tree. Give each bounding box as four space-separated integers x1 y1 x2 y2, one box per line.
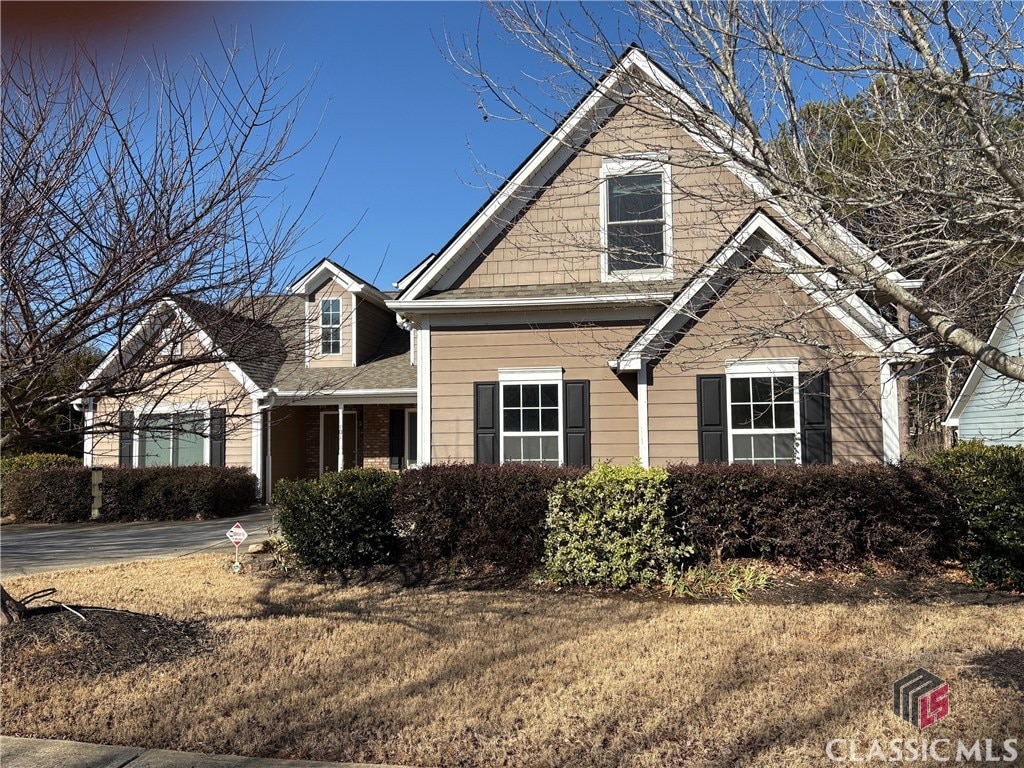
1 35 322 449
449 0 1024 386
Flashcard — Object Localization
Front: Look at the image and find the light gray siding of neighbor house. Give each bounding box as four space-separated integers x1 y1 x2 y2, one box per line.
955 316 1024 446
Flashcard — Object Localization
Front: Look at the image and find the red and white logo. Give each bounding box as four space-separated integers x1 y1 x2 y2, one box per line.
893 668 949 729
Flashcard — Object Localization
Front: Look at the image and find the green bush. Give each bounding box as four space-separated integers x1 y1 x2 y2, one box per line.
392 463 583 576
544 462 689 588
0 452 80 476
1 467 91 522
930 442 1024 590
2 466 257 522
664 463 948 570
273 469 400 572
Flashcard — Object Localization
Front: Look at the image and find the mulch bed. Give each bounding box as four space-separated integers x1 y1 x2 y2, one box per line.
2 603 214 680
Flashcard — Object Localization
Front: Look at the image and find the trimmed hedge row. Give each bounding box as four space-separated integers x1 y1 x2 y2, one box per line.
2 466 258 522
0 452 81 475
269 446 1024 592
664 463 950 569
392 463 584 575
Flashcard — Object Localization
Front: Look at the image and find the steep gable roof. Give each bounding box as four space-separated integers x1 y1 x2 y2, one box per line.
290 258 390 306
395 47 913 304
945 272 1024 426
613 210 918 370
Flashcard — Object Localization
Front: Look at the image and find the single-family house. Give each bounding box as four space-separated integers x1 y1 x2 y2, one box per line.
80 48 924 498
944 273 1024 445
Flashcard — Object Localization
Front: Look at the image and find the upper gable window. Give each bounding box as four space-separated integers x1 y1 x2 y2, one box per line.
321 298 342 355
601 157 672 281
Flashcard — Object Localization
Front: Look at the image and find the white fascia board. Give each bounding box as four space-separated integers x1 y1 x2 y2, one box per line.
388 292 675 314
624 51 911 287
401 67 629 301
616 214 767 370
272 388 417 398
79 300 179 391
172 303 264 396
290 259 390 306
946 271 1024 424
616 212 918 369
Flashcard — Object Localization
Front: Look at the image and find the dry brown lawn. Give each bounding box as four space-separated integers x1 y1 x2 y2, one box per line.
2 554 1022 767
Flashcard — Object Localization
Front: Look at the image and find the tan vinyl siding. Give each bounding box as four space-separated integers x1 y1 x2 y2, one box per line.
455 101 756 291
307 281 354 369
430 322 645 464
647 273 884 465
91 356 252 468
356 301 394 364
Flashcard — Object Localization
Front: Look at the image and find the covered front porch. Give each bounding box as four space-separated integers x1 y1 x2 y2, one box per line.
261 396 417 497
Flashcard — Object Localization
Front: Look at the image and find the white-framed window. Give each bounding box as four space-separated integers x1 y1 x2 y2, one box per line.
136 407 209 467
499 368 563 465
600 156 672 281
320 298 342 355
726 359 801 465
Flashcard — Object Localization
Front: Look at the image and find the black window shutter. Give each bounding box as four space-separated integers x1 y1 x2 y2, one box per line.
563 380 591 468
697 375 727 463
118 411 134 466
209 408 227 467
474 382 499 464
389 409 406 470
800 371 832 464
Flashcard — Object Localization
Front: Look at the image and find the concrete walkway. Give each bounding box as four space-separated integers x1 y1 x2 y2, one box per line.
0 737 409 768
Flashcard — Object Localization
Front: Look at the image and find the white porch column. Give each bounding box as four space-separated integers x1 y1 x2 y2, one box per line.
880 360 901 463
82 399 95 468
251 397 264 495
417 320 431 465
637 364 650 468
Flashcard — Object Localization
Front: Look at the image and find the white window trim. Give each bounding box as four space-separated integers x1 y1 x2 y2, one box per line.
724 359 802 466
498 367 564 465
133 402 212 468
320 297 343 356
600 155 673 282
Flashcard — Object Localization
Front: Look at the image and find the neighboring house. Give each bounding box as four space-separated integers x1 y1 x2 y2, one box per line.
80 260 418 499
83 48 924 497
944 273 1024 446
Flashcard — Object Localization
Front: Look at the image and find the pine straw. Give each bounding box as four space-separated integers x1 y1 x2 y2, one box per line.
3 605 212 679
1 554 1021 768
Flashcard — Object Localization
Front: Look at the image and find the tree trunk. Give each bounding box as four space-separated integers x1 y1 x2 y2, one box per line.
1 584 27 625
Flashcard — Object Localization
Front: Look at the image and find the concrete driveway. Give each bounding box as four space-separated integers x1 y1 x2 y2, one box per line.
0 507 276 577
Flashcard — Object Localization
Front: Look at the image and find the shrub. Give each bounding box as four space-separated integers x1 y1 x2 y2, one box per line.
392 463 583 576
2 465 257 523
273 469 400 572
664 463 949 570
1 467 91 522
544 462 688 588
0 452 80 476
670 562 773 602
930 442 1024 590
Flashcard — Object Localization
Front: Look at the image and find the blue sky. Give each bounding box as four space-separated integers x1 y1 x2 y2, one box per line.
3 1 581 288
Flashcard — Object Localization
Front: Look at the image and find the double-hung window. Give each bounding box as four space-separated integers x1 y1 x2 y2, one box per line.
499 368 563 464
320 298 342 355
138 410 207 467
726 360 800 465
602 156 672 279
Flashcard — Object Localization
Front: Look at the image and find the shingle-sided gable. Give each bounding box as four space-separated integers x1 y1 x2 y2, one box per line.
396 48 911 306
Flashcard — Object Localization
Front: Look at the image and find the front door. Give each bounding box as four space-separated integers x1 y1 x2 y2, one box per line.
342 411 358 469
320 411 339 474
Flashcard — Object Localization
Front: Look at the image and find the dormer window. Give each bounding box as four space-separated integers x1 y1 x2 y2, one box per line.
321 298 341 355
601 156 672 281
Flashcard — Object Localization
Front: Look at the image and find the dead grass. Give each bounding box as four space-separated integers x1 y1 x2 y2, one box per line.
1 554 1021 767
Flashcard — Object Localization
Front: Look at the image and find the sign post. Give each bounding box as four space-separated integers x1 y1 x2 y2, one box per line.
226 523 248 573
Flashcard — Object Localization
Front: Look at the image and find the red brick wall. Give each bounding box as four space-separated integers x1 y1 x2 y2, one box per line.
362 404 391 470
